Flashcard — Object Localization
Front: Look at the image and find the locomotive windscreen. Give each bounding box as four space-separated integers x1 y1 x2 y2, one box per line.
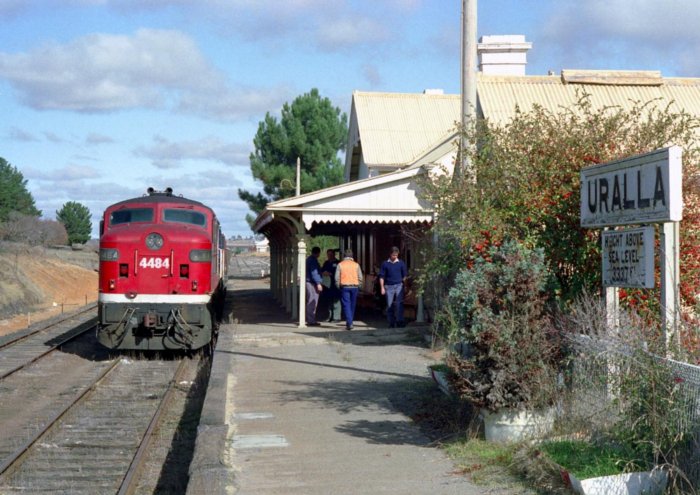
163 209 207 227
110 208 154 225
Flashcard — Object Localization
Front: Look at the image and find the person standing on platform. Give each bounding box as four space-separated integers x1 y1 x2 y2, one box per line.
379 246 408 328
305 246 323 326
335 249 363 330
321 249 341 322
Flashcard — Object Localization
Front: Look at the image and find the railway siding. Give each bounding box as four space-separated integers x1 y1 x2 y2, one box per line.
0 358 184 493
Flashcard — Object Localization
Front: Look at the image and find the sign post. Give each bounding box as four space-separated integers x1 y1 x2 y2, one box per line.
660 222 681 351
580 146 683 355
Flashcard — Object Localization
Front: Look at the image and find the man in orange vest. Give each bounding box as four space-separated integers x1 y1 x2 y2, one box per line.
334 249 363 330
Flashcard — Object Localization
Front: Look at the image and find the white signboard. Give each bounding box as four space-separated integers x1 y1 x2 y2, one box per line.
580 146 682 227
602 227 655 288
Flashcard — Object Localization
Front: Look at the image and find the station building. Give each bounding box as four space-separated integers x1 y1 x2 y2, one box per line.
254 35 700 327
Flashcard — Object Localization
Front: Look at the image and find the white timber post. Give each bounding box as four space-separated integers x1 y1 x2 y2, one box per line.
660 221 681 356
297 236 307 327
285 245 293 312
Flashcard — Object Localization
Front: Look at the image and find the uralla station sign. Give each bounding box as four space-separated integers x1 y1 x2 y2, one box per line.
580 146 682 228
580 145 683 352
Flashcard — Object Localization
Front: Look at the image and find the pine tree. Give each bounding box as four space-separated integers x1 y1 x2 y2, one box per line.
0 157 41 222
56 201 92 245
239 88 348 221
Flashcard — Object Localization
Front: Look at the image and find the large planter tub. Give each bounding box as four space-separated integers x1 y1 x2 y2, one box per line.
480 407 555 443
564 468 668 495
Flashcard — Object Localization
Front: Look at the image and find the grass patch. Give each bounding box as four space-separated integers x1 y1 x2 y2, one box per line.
446 438 515 466
539 439 631 479
444 437 539 492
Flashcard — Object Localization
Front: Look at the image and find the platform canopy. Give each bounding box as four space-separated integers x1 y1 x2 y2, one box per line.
253 164 434 237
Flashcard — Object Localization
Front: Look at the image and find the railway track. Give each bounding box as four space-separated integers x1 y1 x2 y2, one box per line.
0 355 200 494
0 304 98 380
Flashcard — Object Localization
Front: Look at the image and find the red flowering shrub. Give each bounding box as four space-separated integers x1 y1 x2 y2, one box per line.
421 93 700 354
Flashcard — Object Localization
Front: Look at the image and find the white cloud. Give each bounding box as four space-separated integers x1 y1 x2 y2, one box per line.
0 30 199 110
26 164 102 182
0 28 293 122
0 0 31 17
537 0 700 75
43 132 65 143
316 17 390 51
133 135 251 169
85 133 114 146
177 84 294 122
110 0 405 54
7 126 38 142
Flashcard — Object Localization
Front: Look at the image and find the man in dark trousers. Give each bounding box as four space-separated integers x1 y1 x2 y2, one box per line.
305 246 323 326
335 249 363 330
321 249 341 322
379 246 408 328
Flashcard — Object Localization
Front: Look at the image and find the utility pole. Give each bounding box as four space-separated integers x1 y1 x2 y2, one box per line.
458 0 477 180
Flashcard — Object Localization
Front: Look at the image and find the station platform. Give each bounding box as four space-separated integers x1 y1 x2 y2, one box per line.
187 278 485 494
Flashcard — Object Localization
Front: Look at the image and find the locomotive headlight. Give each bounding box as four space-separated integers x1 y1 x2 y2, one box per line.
99 248 119 261
189 249 212 262
145 233 164 250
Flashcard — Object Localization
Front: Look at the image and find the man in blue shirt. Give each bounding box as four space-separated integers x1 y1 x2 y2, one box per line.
378 246 408 328
305 246 323 326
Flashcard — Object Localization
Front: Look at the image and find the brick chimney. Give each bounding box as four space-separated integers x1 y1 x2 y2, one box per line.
477 35 532 76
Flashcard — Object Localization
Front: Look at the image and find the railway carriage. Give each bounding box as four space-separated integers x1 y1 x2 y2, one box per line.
97 188 227 351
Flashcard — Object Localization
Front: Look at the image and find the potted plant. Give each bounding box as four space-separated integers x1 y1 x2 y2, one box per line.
443 239 564 442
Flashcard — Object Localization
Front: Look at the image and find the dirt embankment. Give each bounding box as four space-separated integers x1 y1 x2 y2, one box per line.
0 243 98 337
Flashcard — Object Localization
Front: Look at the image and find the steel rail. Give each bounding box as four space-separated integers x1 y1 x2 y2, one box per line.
0 319 98 381
0 304 97 351
0 358 121 479
117 357 192 495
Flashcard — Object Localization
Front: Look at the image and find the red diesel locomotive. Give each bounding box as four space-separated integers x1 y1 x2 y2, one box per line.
97 188 227 351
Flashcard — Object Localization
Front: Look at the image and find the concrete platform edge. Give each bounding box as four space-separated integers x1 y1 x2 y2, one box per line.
187 330 236 494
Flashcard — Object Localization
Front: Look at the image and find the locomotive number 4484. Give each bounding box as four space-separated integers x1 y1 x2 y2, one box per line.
139 257 169 269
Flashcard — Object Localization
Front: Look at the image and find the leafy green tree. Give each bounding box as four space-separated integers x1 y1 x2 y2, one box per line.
56 201 92 245
239 88 348 223
0 157 41 222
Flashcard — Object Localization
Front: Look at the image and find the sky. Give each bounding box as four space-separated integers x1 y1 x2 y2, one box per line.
1 0 699 239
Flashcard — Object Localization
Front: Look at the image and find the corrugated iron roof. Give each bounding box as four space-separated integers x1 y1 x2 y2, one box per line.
351 91 461 168
351 73 700 169
477 73 700 127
